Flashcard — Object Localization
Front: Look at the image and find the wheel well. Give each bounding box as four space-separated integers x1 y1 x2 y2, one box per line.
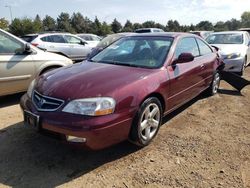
39 66 62 75
141 93 166 112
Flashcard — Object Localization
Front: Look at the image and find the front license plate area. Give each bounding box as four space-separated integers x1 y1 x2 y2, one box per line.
24 110 40 130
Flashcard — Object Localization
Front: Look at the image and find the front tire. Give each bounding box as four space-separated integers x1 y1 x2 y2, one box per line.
129 97 162 147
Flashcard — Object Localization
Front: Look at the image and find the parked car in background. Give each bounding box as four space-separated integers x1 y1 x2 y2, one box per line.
77 34 101 47
0 29 73 97
206 31 250 75
135 28 164 33
87 32 135 59
21 33 92 62
238 28 250 35
21 33 223 150
189 31 213 39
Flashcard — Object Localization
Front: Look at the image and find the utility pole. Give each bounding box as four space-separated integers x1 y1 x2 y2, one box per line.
5 5 13 23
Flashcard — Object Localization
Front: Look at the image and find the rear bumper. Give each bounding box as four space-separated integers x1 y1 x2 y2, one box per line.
223 57 244 73
20 94 134 150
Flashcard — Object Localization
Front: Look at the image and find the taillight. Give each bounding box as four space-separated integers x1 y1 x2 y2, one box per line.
31 43 38 47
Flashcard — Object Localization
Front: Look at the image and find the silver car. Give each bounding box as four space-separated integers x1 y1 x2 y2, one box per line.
206 31 250 75
0 29 73 96
21 33 92 61
77 34 101 48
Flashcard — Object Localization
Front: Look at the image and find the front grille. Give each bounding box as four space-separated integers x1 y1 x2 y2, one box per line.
32 91 64 111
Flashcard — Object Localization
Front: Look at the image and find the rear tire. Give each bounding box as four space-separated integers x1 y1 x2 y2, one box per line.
206 71 220 96
129 97 162 147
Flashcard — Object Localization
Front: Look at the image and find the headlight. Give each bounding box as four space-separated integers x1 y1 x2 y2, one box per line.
62 97 116 116
225 53 241 59
27 79 36 98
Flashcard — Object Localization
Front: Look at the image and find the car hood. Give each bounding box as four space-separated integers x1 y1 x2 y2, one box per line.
36 61 155 100
211 44 247 55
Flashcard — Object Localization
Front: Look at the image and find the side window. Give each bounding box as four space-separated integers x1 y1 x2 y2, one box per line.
50 35 66 43
196 38 213 55
41 36 51 42
0 32 23 54
64 35 81 44
175 37 199 58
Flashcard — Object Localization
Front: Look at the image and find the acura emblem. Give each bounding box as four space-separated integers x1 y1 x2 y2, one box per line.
39 98 46 107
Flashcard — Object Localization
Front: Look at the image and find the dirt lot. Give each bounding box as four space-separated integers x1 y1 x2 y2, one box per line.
0 68 249 188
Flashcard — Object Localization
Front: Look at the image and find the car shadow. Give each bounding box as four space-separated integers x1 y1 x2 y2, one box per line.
0 93 25 108
218 89 243 96
0 122 139 188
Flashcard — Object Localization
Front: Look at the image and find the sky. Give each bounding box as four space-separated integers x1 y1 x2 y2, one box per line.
0 0 250 25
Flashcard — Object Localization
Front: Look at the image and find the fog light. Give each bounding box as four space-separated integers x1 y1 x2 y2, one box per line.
66 135 86 143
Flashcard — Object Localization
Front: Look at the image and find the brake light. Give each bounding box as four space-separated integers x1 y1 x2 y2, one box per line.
31 43 38 47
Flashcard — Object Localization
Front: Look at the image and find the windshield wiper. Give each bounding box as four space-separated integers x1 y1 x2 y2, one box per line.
98 60 141 67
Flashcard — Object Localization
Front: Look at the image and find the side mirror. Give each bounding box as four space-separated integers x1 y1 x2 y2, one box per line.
80 40 88 45
211 45 219 52
24 43 32 53
174 53 194 64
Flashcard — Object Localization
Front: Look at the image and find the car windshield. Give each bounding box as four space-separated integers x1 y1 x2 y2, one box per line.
206 33 243 44
91 36 173 69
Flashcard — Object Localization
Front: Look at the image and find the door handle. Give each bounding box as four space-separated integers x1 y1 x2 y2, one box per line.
49 45 55 48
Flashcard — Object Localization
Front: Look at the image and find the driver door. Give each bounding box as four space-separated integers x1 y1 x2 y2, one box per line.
0 31 35 96
167 37 202 110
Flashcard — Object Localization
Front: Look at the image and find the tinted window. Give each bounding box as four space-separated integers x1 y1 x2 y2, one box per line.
64 35 81 44
41 36 52 42
0 31 23 54
50 35 66 43
206 33 243 44
92 36 173 69
175 37 199 58
21 35 38 42
196 38 213 55
135 29 151 33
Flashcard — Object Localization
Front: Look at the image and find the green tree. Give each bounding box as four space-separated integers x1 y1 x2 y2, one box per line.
71 12 88 33
57 12 74 33
155 23 165 31
9 18 35 36
225 19 241 31
214 21 228 31
196 21 214 31
142 21 156 28
100 21 112 36
241 11 250 27
33 14 42 33
111 18 122 33
166 20 181 31
122 20 133 32
43 15 56 31
133 23 142 30
0 18 9 30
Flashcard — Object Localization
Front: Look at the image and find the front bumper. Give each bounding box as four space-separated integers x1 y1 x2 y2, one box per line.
20 94 134 150
222 57 244 73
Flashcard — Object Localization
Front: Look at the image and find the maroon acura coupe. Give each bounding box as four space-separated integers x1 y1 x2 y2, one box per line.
20 33 223 150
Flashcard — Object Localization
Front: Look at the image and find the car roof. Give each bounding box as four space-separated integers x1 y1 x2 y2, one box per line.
123 32 197 38
238 28 250 31
211 31 247 35
77 33 98 36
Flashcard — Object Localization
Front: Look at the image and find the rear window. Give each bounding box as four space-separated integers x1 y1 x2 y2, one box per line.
206 33 243 44
21 35 38 42
135 29 151 33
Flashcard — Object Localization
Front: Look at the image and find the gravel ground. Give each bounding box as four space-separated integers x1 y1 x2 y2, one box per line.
0 67 249 188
